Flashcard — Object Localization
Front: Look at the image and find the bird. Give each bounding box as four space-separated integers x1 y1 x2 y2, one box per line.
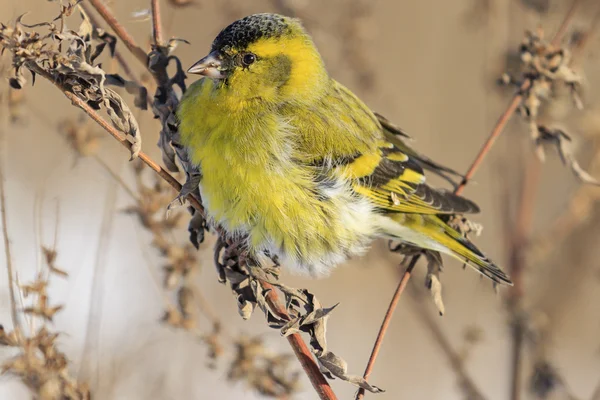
177 13 512 285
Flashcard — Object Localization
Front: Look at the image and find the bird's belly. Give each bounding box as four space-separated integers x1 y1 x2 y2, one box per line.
199 167 377 276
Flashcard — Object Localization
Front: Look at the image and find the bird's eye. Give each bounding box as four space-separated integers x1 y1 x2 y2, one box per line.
242 53 256 66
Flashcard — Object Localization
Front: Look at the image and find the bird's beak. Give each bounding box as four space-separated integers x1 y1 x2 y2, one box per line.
187 52 226 79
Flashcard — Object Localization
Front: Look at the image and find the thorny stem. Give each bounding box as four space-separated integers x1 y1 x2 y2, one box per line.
357 2 583 397
0 163 21 338
87 0 148 67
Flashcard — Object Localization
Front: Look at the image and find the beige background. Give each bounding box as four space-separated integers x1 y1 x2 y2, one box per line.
1 0 599 399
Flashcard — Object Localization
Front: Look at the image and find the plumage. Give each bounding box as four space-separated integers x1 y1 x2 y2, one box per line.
178 13 512 285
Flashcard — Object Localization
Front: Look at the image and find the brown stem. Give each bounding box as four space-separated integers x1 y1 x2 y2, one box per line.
0 162 21 338
263 282 338 400
27 60 334 399
455 89 529 195
355 256 419 400
509 158 542 400
151 0 165 47
356 2 582 395
87 0 148 67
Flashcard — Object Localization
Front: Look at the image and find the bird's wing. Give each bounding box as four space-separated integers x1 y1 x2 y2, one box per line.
337 141 480 214
375 113 465 188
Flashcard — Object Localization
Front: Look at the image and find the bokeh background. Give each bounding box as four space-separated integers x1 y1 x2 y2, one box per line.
1 0 599 399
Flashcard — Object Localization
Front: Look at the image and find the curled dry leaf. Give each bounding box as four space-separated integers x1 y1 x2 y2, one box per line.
0 8 143 159
424 251 445 316
536 126 599 185
214 237 384 392
445 214 483 240
498 29 597 187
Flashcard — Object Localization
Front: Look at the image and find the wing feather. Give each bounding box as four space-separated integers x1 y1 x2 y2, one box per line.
340 143 479 215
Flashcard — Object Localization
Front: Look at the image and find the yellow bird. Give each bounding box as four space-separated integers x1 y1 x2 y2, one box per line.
178 13 511 285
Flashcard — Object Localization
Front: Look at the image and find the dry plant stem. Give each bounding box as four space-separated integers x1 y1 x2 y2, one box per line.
78 183 118 386
509 158 542 400
357 2 582 395
355 257 418 400
27 40 335 400
456 90 529 195
263 282 338 400
0 164 21 337
26 62 202 212
151 0 165 47
87 0 148 66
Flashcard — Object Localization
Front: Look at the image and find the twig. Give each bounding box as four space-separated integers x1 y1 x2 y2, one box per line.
87 0 148 67
77 181 118 387
28 61 199 210
81 2 337 395
26 58 335 400
0 161 21 338
151 0 165 47
508 158 542 400
355 257 418 400
356 2 582 396
263 282 338 400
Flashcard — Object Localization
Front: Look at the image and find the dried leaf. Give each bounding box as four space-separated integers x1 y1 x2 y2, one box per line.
317 351 384 393
424 251 445 316
536 126 599 185
105 73 148 110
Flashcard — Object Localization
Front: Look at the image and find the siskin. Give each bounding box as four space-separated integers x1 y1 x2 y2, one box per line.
178 13 512 285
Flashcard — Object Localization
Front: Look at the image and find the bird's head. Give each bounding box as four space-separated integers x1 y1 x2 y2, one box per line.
187 13 329 104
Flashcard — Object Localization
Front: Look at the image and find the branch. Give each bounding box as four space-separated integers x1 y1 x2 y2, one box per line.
151 0 165 47
356 2 583 397
0 157 21 339
263 283 338 400
508 158 542 400
25 53 337 400
355 257 418 399
87 0 148 67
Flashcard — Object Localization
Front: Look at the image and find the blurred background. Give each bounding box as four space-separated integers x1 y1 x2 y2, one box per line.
1 0 599 399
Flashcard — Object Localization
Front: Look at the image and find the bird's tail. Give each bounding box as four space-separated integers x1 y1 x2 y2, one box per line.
386 214 513 285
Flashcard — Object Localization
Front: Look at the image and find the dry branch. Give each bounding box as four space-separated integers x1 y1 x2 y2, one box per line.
356 1 586 398
0 3 340 398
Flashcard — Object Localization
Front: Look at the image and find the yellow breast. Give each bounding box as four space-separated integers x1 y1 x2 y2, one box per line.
177 78 376 275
